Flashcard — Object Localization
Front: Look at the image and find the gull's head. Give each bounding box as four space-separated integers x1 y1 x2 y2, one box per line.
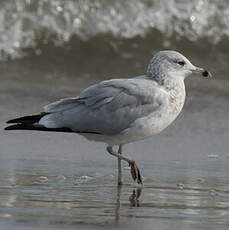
147 50 211 84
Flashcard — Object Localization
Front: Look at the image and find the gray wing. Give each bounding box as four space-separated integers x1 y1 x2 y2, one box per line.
39 77 165 135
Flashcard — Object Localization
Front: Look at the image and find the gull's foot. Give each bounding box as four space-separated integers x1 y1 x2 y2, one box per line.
129 161 142 184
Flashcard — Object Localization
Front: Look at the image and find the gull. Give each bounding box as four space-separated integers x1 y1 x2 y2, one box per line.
4 50 211 186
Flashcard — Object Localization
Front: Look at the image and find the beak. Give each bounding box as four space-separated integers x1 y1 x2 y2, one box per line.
192 67 212 78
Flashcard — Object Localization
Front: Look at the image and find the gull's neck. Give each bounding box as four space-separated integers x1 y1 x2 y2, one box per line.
149 72 185 92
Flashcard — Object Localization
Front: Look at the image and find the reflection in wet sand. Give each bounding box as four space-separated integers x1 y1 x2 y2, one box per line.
116 186 142 221
129 188 142 207
115 185 121 222
1 158 229 230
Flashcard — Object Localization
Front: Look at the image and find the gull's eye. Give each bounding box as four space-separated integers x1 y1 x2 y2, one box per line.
177 61 185 66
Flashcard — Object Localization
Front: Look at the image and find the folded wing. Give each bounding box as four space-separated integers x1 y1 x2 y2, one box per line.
39 77 164 135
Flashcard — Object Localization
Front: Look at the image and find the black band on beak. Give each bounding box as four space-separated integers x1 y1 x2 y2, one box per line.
202 70 209 77
202 70 212 78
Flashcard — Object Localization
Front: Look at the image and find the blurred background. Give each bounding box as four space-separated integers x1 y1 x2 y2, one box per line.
1 0 229 230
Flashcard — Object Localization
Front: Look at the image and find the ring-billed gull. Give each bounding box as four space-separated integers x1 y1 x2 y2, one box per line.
5 50 211 185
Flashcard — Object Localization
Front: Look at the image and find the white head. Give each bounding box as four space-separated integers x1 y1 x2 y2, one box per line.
146 50 211 86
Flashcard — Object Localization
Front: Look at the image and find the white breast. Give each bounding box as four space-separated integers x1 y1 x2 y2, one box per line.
113 81 186 145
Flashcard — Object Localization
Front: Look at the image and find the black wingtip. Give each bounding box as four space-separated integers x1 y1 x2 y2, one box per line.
4 123 75 133
6 113 48 124
4 124 25 130
6 120 15 124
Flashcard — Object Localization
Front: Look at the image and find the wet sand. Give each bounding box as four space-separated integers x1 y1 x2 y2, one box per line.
1 157 229 230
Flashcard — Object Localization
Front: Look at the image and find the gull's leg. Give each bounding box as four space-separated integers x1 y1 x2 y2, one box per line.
117 145 122 186
106 146 142 184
